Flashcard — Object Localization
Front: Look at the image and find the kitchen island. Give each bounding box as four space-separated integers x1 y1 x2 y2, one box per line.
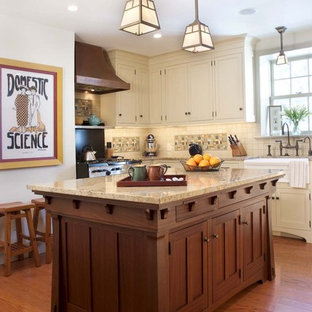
28 167 284 312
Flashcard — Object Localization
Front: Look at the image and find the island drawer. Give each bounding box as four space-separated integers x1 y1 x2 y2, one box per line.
176 195 218 222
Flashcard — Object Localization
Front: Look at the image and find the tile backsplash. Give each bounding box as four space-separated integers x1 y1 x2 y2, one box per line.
174 133 228 151
112 136 140 153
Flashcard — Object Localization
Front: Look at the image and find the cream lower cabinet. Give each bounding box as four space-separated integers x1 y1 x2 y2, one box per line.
271 183 312 243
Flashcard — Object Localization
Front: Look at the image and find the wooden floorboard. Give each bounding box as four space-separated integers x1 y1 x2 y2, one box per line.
0 236 311 312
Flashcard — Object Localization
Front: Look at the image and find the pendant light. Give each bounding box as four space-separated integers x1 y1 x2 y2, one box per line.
275 26 288 65
182 0 214 53
120 0 160 36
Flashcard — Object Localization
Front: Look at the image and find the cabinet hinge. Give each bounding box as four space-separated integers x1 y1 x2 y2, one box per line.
239 268 242 278
309 193 311 200
160 70 162 75
263 205 266 214
134 69 137 75
309 220 311 228
164 69 167 75
272 267 276 277
211 60 213 66
238 215 242 225
168 241 172 255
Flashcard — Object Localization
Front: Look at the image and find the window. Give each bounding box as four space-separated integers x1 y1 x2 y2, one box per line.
270 55 312 132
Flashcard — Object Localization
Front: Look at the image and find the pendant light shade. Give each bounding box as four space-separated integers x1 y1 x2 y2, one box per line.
276 26 288 65
120 0 160 36
183 0 214 53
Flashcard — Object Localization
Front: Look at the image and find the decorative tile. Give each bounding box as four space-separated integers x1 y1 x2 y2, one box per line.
75 99 92 117
112 137 140 153
174 133 228 151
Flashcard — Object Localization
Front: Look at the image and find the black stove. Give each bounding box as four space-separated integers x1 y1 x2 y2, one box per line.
76 158 142 179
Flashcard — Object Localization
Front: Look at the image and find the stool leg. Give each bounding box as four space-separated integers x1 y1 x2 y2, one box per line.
33 207 40 232
25 210 40 267
45 211 52 264
15 217 24 261
4 214 12 277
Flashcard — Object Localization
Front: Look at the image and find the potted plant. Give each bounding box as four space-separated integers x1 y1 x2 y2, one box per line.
283 105 310 135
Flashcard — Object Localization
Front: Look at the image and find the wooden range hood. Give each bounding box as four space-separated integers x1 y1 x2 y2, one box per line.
75 41 130 94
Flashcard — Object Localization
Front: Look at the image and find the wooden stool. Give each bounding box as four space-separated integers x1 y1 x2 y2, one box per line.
31 198 52 264
0 202 40 276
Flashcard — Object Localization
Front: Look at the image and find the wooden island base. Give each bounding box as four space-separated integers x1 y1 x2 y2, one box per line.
34 175 279 312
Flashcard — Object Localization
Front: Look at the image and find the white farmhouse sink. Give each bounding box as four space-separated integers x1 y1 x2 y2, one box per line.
244 158 299 183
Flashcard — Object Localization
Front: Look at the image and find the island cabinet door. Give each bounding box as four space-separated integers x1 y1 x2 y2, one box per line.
241 200 266 281
211 209 241 304
60 218 119 312
169 221 208 312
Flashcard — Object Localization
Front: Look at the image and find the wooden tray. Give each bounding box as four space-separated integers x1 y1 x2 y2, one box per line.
117 175 187 187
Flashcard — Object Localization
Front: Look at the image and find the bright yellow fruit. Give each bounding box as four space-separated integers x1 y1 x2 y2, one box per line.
193 154 203 164
203 153 211 161
210 156 221 167
186 158 197 167
198 159 210 167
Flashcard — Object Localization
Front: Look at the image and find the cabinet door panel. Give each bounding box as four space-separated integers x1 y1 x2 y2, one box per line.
116 64 136 124
214 54 244 121
212 210 240 303
188 62 214 121
276 189 310 230
169 222 208 312
137 68 149 124
149 68 163 124
165 64 188 123
242 200 265 281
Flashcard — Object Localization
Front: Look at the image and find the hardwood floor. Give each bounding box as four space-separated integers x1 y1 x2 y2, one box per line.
0 237 311 312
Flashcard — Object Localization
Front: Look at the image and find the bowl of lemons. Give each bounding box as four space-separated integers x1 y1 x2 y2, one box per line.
180 154 223 172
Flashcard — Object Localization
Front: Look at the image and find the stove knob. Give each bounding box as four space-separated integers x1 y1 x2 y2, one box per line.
106 171 111 176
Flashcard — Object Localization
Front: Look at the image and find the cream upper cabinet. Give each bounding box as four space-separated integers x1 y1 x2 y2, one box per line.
188 61 214 122
136 68 150 124
214 53 244 121
164 64 188 123
100 50 150 127
116 63 137 124
149 67 164 124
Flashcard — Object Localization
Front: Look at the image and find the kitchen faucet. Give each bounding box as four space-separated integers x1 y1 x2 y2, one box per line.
275 122 297 156
303 137 312 156
282 122 292 148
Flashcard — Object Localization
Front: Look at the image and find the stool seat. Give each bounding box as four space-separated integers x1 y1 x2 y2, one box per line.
0 201 40 276
31 198 53 264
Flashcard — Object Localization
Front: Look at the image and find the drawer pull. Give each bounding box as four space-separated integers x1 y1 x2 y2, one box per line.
242 221 248 225
203 237 210 243
213 234 219 239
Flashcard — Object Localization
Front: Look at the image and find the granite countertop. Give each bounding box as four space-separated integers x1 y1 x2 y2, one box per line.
28 168 284 205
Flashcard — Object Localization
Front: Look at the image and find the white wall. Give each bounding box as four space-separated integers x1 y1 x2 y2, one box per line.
0 14 75 262
0 14 75 202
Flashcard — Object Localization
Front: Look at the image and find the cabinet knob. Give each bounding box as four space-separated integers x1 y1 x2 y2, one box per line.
239 107 243 111
204 237 210 243
188 112 191 115
119 113 122 117
242 221 248 225
140 115 143 118
213 234 219 239
185 112 188 115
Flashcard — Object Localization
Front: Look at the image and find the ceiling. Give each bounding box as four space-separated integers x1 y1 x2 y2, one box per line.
1 0 312 56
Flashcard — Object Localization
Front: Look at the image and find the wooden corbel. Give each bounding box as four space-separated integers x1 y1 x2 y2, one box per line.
73 200 80 210
105 204 114 215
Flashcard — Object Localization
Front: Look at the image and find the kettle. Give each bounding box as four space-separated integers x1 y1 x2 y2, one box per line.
82 145 97 161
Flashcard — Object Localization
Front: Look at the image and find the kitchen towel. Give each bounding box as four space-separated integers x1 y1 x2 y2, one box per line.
289 158 309 188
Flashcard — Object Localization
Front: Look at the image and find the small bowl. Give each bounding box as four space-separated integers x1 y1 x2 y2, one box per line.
180 159 224 172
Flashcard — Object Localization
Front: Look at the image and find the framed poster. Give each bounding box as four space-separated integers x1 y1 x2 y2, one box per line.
0 58 63 169
268 105 282 136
